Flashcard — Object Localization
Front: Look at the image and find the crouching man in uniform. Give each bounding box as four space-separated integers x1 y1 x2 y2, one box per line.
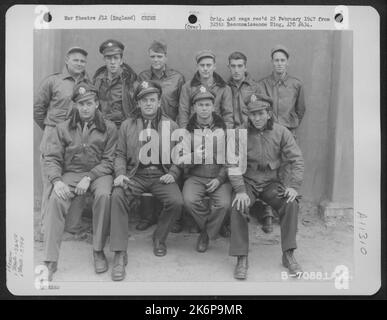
228 94 304 280
110 80 184 281
180 86 232 252
43 82 118 281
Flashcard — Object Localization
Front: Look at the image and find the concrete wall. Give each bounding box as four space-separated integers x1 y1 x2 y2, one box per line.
33 29 353 206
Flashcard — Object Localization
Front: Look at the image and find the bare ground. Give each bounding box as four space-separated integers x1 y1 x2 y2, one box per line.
33 200 354 283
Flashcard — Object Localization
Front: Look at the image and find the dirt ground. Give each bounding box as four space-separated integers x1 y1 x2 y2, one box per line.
34 200 354 283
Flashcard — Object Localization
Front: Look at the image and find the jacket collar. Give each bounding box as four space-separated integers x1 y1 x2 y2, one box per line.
186 112 226 132
61 66 88 81
93 63 137 84
190 71 227 88
228 72 255 88
271 72 289 86
68 109 107 133
149 65 171 80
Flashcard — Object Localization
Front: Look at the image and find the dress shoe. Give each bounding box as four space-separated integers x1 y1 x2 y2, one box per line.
262 216 273 234
44 261 58 282
219 223 231 238
196 230 209 253
153 239 167 257
234 256 248 280
136 220 155 231
111 251 128 281
282 249 303 276
93 250 108 274
171 221 183 233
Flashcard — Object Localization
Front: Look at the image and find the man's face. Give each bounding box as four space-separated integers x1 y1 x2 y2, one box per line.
248 109 271 130
76 97 98 122
272 51 289 75
104 53 123 74
149 50 167 70
65 52 87 75
229 59 247 82
197 58 216 80
194 98 214 120
138 93 160 118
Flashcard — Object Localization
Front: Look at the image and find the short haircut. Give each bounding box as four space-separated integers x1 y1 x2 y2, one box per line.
149 40 167 54
228 51 247 64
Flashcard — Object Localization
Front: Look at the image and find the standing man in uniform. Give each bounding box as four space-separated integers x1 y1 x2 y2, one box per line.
180 86 232 252
257 45 306 136
110 80 183 281
93 39 138 128
43 82 117 281
138 40 185 122
257 45 306 231
228 94 304 280
178 50 234 129
34 46 91 236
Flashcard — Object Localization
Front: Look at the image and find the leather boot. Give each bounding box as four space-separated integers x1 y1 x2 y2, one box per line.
93 250 108 274
44 261 58 282
196 230 209 253
136 220 155 231
153 239 167 257
282 249 303 276
234 256 248 280
262 215 273 234
111 251 128 281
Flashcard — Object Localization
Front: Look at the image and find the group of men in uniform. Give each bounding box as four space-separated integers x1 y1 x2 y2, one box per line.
34 38 305 282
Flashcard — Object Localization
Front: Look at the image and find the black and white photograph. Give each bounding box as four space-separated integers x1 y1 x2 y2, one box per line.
5 5 381 296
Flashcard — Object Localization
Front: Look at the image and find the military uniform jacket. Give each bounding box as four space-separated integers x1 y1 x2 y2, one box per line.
138 66 185 121
229 122 304 193
179 113 228 184
93 63 138 125
114 110 181 180
257 73 306 129
177 71 234 129
228 73 261 128
34 67 90 130
44 110 118 184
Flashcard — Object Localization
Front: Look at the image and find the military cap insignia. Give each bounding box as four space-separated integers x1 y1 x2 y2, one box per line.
107 42 113 47
251 94 257 102
199 86 207 93
142 81 149 89
79 87 86 95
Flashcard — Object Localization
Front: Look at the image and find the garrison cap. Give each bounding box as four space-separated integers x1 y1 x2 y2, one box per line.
246 93 273 113
195 49 216 63
271 44 289 59
99 39 125 56
72 82 98 103
149 40 167 54
135 80 162 101
66 46 88 57
192 86 215 104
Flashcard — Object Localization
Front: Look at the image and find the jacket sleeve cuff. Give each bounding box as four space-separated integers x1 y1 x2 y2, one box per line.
217 169 227 185
289 182 301 192
87 171 98 181
168 165 181 180
51 177 62 185
234 184 247 194
115 168 126 178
